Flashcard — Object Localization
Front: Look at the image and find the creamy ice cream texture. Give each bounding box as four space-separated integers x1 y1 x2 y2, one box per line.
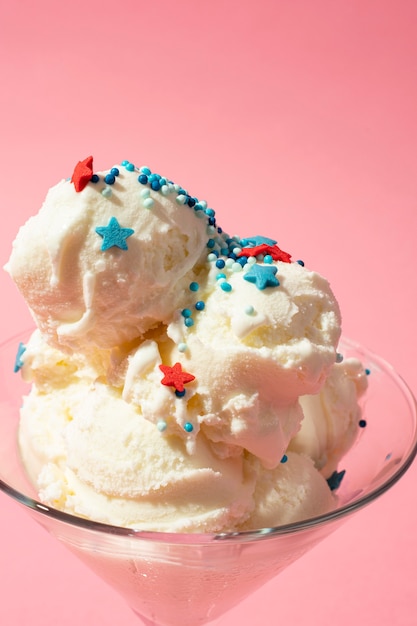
7 156 368 532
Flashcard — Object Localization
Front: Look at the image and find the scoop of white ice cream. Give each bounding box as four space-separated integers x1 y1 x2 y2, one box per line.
242 452 336 529
289 358 369 477
19 380 257 532
158 260 341 468
6 160 209 352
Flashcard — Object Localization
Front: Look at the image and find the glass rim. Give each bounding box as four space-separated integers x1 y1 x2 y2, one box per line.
1 330 416 545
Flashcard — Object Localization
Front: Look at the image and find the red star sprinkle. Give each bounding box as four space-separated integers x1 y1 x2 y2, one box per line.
159 363 196 393
238 244 292 263
71 156 94 192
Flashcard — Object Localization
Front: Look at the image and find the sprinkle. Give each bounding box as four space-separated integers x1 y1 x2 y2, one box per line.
359 419 367 428
244 265 279 290
297 260 305 266
101 187 112 198
189 282 199 292
327 470 346 491
184 317 194 327
95 216 134 251
176 194 187 205
138 174 148 184
216 259 225 269
176 389 187 398
104 173 116 185
239 243 292 263
90 174 99 183
184 422 194 432
140 188 150 198
245 305 255 315
151 179 161 191
220 281 232 292
181 308 192 318
143 197 154 209
216 272 227 281
263 255 273 264
280 454 288 463
110 167 120 177
140 166 151 175
231 262 242 272
157 420 167 432
159 362 195 393
178 343 188 353
195 301 205 311
336 353 344 363
125 162 135 171
240 236 278 247
71 156 94 192
14 342 26 373
365 368 371 376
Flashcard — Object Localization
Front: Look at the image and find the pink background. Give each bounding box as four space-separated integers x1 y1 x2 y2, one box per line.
0 1 416 624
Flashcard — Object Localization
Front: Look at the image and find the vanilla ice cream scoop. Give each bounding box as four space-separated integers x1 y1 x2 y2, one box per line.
6 159 209 352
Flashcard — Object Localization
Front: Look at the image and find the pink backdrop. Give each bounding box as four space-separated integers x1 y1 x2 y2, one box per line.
0 1 416 624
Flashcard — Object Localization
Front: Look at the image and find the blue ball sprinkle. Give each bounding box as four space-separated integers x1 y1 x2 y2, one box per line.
365 368 371 376
110 168 120 176
175 389 186 398
151 180 161 191
104 174 116 185
189 282 199 292
336 353 344 363
359 419 367 428
206 239 215 249
125 163 135 171
280 454 288 463
297 260 305 266
181 308 192 318
140 166 151 175
195 301 205 311
183 422 194 432
216 259 225 269
121 160 129 166
184 317 194 328
220 281 232 292
138 174 148 184
90 174 99 183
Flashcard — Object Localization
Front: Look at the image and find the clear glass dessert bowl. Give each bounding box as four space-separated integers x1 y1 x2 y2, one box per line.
0 332 416 626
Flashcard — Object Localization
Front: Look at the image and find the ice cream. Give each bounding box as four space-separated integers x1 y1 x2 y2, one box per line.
6 156 368 533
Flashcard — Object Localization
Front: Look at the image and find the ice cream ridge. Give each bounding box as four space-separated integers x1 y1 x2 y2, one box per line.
7 156 369 532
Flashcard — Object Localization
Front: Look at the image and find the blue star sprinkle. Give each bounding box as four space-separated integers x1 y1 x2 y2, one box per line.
240 235 278 247
95 216 134 251
326 469 346 491
243 264 279 290
14 342 26 373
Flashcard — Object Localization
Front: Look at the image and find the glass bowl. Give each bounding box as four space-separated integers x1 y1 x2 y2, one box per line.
0 332 416 626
